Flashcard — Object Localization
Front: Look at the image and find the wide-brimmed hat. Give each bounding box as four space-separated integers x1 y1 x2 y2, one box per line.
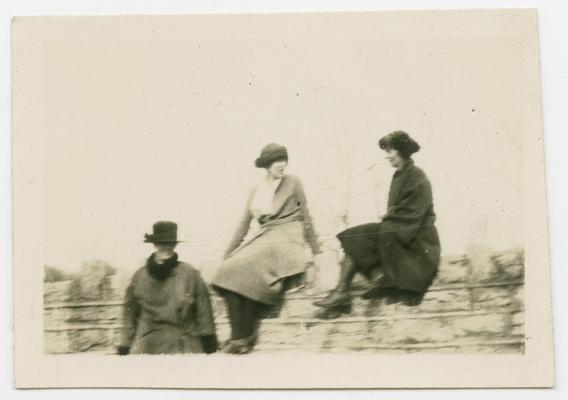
144 221 183 244
254 143 288 168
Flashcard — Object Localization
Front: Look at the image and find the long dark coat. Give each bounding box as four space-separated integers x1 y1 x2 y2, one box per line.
338 160 441 293
120 262 216 354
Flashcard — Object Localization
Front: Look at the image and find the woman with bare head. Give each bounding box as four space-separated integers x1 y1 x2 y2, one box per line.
314 131 441 319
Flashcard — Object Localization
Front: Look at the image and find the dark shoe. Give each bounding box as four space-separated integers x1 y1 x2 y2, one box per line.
313 289 351 308
400 291 424 306
221 336 255 354
361 286 397 300
314 303 352 320
386 290 403 305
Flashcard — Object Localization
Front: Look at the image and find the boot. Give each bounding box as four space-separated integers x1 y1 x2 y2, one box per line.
399 291 424 306
314 303 352 320
360 273 395 300
361 286 396 300
313 288 351 308
313 255 356 308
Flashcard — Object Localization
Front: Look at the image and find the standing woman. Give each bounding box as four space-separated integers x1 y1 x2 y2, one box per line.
118 221 218 355
212 143 322 354
314 131 441 318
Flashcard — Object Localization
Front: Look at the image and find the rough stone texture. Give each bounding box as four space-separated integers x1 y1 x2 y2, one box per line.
43 249 525 354
471 287 514 310
491 249 524 280
511 311 524 336
453 313 509 337
43 281 73 304
467 246 496 282
45 304 122 325
435 255 471 284
512 286 524 309
68 260 117 302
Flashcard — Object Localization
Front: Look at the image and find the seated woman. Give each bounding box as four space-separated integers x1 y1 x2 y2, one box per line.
314 131 441 319
117 221 218 355
211 143 322 354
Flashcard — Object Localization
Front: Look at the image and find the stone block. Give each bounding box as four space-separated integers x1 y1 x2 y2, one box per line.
453 313 508 338
67 328 114 353
457 342 524 354
511 286 524 308
69 260 117 302
368 317 455 344
277 287 472 320
471 287 513 310
325 320 370 348
511 311 524 326
510 311 524 336
404 289 472 314
45 304 122 326
491 250 524 280
257 321 329 348
66 305 122 324
44 281 73 304
467 246 496 282
436 256 470 284
44 307 70 326
44 330 71 354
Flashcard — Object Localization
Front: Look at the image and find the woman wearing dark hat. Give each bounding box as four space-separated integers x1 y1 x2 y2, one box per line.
313 131 441 319
211 143 322 354
117 221 218 355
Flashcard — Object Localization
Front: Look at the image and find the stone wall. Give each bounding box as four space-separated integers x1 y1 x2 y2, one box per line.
43 249 524 354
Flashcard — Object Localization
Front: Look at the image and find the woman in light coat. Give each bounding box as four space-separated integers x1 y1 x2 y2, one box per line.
212 143 322 354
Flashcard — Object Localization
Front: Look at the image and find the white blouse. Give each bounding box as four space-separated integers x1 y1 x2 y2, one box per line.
249 178 282 220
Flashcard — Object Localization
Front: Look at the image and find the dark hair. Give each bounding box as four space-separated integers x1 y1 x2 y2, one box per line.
378 130 420 159
265 156 288 168
254 143 289 168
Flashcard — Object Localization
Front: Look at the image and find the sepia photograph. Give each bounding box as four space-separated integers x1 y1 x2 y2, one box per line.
11 8 553 388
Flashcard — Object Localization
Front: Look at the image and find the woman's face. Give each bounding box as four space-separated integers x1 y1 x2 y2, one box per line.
384 148 404 169
266 160 288 179
153 242 177 261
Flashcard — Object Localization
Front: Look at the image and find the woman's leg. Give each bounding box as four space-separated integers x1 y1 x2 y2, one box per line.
219 289 245 340
224 296 262 355
240 297 261 339
313 255 357 307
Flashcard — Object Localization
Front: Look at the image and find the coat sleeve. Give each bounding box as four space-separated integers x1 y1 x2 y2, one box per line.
294 178 322 255
381 171 433 244
120 277 140 349
192 272 217 339
224 198 253 259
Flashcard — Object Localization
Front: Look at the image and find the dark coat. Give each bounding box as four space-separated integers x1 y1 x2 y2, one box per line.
120 261 216 354
338 160 441 293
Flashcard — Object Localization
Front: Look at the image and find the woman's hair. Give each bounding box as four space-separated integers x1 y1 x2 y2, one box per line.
378 130 421 159
265 156 288 168
255 143 289 168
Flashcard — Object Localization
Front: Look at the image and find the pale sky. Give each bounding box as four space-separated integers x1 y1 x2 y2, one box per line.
33 14 525 273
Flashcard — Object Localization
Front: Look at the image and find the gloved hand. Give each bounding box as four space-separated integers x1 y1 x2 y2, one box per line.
199 334 219 354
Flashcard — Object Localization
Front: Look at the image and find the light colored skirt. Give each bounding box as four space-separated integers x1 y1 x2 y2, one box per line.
211 221 309 305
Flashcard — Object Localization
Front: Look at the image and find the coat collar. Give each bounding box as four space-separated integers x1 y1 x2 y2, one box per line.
394 159 414 177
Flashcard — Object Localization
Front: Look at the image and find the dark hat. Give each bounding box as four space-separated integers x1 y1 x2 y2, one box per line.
144 221 182 244
254 143 288 168
378 130 421 158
